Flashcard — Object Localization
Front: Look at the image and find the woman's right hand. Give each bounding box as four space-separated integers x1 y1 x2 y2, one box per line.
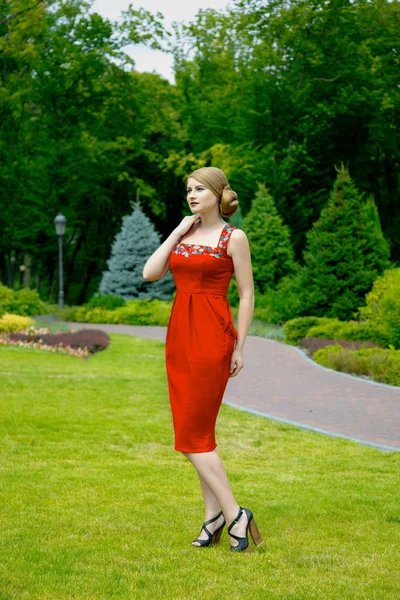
174 214 202 237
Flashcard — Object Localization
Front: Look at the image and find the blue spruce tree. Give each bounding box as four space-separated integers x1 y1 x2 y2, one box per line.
99 202 175 300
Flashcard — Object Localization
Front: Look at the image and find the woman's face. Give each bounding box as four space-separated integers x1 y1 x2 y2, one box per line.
186 177 218 214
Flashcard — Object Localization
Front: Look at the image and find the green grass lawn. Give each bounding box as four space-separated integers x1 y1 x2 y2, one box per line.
0 334 399 600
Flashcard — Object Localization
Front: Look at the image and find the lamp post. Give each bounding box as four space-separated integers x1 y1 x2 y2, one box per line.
54 213 67 308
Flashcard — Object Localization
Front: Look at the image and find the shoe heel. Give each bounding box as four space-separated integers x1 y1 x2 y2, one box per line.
249 517 263 547
213 525 224 543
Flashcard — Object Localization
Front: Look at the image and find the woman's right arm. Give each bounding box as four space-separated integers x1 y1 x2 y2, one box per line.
142 215 200 281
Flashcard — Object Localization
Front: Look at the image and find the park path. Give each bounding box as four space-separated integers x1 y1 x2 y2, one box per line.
59 321 400 452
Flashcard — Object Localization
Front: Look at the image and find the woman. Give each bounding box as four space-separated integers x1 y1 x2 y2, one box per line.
143 167 263 552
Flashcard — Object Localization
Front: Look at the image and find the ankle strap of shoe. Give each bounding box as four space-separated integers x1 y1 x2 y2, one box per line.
228 507 243 531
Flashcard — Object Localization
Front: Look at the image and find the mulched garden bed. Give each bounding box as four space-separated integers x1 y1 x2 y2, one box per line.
299 336 384 356
1 328 109 359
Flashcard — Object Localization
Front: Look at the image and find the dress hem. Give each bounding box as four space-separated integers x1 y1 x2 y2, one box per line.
174 444 217 453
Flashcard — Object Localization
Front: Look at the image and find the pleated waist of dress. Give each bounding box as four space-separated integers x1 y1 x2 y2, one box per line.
176 289 228 297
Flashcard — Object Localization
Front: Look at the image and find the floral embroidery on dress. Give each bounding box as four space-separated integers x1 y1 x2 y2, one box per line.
174 224 235 258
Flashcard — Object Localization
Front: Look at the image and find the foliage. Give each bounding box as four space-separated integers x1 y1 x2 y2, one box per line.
254 267 305 324
99 203 175 301
308 321 392 348
357 267 400 348
172 0 400 261
75 298 172 326
86 292 126 311
0 313 34 333
300 165 391 320
242 184 297 295
283 316 329 345
314 344 400 387
0 284 46 317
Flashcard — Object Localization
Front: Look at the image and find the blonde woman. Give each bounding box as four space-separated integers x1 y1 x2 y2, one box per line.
143 167 263 552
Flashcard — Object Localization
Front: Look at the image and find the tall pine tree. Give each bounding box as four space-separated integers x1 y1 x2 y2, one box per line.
301 164 391 319
99 202 175 300
243 184 297 295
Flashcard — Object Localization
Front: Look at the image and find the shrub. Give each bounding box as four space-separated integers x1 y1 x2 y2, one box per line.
0 313 34 333
313 345 400 387
357 268 400 349
74 307 119 324
308 320 391 347
0 285 46 317
114 299 172 326
283 316 330 345
73 299 172 326
254 268 307 324
86 292 126 311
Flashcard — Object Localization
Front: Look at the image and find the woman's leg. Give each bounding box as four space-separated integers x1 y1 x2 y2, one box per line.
183 448 249 546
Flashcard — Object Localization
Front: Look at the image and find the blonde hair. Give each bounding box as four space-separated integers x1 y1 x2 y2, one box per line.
187 167 239 218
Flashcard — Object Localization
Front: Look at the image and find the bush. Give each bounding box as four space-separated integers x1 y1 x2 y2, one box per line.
0 313 34 333
73 299 172 326
86 292 126 311
308 320 391 347
357 267 400 322
114 299 172 326
356 267 400 348
255 268 306 324
51 305 82 321
313 345 400 387
283 316 330 345
0 285 46 317
74 307 119 324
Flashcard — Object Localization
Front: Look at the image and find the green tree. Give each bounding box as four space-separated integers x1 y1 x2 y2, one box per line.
99 203 174 301
243 184 297 295
301 164 391 319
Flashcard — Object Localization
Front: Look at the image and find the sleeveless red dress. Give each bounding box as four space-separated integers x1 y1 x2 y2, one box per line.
165 222 238 452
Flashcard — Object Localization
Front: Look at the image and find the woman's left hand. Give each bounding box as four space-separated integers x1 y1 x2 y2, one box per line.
229 348 244 378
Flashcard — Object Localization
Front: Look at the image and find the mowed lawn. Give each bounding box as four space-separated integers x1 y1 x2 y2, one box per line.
0 334 399 600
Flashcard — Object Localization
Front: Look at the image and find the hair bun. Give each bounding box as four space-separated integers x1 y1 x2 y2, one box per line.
220 185 239 218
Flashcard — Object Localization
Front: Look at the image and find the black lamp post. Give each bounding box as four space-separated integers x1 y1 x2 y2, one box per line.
54 213 67 308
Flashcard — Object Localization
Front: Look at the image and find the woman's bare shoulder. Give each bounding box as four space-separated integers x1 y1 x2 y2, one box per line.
227 227 249 256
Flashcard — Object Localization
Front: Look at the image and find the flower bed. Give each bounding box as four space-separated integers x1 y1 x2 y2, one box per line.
0 326 109 360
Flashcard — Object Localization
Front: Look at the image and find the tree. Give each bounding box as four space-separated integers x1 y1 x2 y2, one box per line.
242 183 297 295
99 203 175 300
300 164 391 319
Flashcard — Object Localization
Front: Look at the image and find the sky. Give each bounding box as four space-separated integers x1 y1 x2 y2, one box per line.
91 0 232 84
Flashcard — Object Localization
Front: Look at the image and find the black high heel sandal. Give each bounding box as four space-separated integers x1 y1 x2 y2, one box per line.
228 506 264 552
192 510 226 547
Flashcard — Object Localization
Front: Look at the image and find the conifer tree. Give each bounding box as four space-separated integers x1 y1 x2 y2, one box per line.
301 164 391 319
242 183 297 294
99 202 175 300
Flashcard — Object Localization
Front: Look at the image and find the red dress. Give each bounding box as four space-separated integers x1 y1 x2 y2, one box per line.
165 222 238 452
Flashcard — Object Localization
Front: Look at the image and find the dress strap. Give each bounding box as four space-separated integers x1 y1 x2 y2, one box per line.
218 223 237 255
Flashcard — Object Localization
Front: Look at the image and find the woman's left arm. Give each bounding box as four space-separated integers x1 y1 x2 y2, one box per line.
228 229 255 377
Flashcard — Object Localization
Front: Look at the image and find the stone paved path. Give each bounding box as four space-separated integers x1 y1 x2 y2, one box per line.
60 321 400 452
